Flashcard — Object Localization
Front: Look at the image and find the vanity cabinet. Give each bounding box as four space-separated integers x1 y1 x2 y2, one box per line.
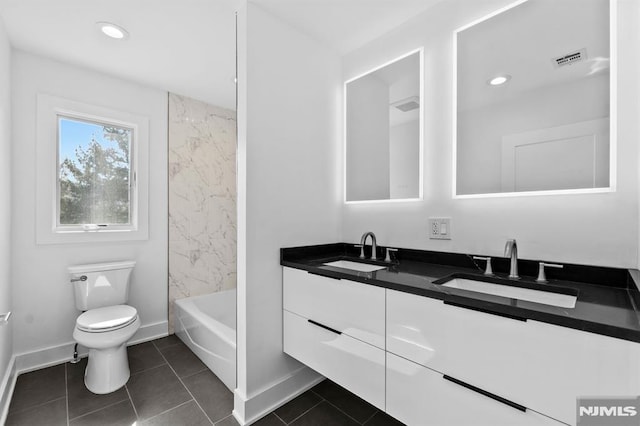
282 267 386 410
283 266 640 426
386 353 561 426
283 267 385 348
283 310 385 410
387 289 640 425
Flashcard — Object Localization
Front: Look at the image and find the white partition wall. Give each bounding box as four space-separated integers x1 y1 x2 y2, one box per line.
235 2 342 424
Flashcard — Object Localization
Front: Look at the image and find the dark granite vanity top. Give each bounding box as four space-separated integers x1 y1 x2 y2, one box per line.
281 243 640 343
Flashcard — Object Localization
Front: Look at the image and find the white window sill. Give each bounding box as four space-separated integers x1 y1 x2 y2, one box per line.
37 228 148 245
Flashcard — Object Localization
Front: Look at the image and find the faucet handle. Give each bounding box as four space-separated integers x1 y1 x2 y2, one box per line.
536 262 563 283
473 256 493 276
385 248 398 262
354 244 365 259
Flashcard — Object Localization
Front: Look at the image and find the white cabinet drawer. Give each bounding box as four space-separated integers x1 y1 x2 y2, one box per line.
387 290 531 371
387 289 640 425
283 266 385 348
283 310 385 410
386 353 562 426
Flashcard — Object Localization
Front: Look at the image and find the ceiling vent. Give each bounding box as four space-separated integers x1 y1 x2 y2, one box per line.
553 49 587 68
391 96 420 112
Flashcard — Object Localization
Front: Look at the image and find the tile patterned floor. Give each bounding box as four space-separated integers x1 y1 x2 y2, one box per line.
6 335 403 425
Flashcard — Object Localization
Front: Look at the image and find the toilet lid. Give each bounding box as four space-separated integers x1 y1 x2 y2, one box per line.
76 305 138 332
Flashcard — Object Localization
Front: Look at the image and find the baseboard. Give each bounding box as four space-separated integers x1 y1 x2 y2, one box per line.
129 320 168 345
14 320 168 375
14 341 78 374
232 366 323 425
0 355 17 426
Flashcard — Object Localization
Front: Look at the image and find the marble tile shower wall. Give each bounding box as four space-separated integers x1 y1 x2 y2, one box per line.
168 93 237 332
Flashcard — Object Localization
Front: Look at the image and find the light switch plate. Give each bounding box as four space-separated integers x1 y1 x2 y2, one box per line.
428 218 451 240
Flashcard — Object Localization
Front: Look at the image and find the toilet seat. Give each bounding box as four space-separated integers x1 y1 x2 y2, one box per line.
76 305 138 333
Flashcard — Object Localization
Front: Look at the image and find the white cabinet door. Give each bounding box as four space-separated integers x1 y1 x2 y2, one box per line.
283 310 385 410
524 319 640 425
283 267 385 348
386 353 562 426
386 289 640 425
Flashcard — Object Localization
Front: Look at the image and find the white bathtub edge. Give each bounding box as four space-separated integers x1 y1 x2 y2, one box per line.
174 292 237 392
232 366 324 426
175 295 235 348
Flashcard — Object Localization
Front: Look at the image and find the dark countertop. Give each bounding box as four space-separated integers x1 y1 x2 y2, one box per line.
281 243 640 343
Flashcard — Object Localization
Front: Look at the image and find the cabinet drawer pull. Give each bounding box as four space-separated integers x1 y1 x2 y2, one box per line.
443 375 526 412
308 271 341 280
308 319 342 335
444 300 527 322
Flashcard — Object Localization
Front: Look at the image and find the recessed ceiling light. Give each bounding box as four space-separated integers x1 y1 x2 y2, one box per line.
488 74 511 86
97 22 129 40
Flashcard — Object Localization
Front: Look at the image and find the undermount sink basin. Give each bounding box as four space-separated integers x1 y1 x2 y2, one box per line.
323 260 386 273
441 278 577 309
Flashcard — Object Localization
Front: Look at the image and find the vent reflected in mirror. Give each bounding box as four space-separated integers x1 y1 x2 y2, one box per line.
345 49 423 203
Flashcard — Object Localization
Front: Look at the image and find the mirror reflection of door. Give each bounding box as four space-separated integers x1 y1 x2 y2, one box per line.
501 118 609 192
456 0 611 196
346 50 422 202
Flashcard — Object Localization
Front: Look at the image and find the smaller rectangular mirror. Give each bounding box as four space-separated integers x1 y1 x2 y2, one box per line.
345 49 423 203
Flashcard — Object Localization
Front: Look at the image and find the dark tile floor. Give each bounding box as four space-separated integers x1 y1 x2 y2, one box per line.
6 335 403 426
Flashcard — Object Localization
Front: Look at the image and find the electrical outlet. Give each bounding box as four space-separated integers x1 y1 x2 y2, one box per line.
430 220 439 237
428 218 451 240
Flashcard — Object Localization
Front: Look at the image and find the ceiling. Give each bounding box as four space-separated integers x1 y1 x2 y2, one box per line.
0 0 239 109
250 0 445 54
0 0 445 110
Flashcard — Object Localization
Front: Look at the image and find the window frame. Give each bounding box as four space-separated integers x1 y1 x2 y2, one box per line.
36 94 149 244
56 113 136 231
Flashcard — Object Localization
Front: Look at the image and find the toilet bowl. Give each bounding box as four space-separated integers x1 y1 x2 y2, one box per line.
69 260 138 394
73 304 140 394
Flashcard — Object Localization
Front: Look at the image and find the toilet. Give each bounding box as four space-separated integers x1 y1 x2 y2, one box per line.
69 260 140 394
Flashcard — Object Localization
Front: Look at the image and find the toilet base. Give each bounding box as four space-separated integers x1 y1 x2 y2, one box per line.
85 343 130 394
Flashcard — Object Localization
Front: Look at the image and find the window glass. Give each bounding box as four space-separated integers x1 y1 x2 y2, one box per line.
58 116 133 226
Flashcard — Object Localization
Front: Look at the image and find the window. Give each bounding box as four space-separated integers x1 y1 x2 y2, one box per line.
36 94 149 244
57 116 134 229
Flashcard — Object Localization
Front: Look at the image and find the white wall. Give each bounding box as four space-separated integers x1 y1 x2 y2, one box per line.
236 2 341 423
0 16 13 414
342 0 640 268
346 74 390 200
11 51 168 359
390 119 420 198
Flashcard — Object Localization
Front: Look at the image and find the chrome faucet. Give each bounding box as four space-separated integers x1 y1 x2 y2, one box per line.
360 232 378 260
504 239 519 279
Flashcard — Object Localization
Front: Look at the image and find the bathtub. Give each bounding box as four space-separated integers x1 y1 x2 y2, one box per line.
174 290 236 391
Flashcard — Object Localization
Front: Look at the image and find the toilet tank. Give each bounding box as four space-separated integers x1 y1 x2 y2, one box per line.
68 261 136 310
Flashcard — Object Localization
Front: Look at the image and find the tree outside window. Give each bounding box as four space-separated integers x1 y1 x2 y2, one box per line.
58 117 133 226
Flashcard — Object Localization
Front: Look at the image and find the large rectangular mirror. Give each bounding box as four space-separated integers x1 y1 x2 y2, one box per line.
345 49 423 203
455 0 613 197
